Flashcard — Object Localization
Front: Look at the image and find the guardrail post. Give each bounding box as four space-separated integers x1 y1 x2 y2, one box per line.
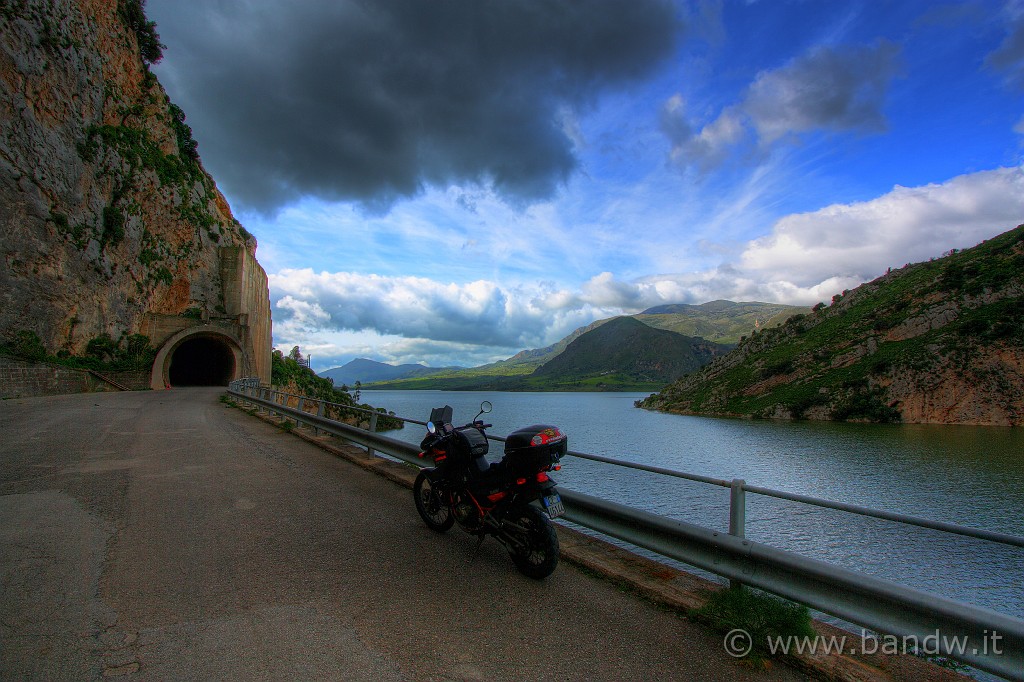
297 397 305 429
729 478 746 589
314 400 325 436
367 411 379 457
729 479 746 539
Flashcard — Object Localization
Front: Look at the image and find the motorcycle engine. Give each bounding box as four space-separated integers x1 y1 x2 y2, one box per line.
452 494 481 530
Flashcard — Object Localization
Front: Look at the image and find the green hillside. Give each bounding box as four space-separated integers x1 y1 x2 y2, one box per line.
639 225 1024 425
637 300 810 344
527 316 731 390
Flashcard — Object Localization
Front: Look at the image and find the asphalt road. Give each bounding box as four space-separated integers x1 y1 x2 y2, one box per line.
0 388 807 681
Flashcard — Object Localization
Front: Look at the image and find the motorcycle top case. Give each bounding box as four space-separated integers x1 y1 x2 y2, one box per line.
503 424 566 475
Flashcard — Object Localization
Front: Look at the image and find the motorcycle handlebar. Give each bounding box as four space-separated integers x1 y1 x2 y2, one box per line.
453 422 490 431
426 422 490 437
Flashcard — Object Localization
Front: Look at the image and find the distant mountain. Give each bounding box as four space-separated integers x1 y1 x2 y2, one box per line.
319 358 459 386
361 300 800 390
639 224 1024 425
479 319 608 371
637 300 809 344
528 317 732 389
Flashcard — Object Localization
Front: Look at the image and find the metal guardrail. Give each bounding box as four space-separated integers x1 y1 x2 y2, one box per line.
227 380 1024 681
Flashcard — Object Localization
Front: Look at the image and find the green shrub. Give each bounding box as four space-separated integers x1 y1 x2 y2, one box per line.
958 318 989 336
168 103 199 161
85 334 119 362
153 267 173 286
831 389 901 423
117 0 164 64
102 206 125 246
59 333 157 371
758 358 794 380
0 330 47 362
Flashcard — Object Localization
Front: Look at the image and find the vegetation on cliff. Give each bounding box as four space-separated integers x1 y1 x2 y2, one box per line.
117 0 164 66
271 348 402 431
639 225 1024 426
0 329 156 372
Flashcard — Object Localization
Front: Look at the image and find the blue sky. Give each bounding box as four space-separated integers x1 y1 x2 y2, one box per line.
147 0 1024 370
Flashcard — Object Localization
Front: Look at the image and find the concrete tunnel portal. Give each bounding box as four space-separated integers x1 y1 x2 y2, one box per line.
151 328 247 389
145 249 271 391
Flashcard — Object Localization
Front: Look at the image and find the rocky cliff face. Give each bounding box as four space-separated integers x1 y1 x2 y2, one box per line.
0 0 255 354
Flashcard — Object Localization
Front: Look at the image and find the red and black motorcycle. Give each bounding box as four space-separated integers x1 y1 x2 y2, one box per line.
413 401 567 579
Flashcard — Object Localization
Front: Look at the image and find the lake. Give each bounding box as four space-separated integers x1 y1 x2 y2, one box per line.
363 389 1024 622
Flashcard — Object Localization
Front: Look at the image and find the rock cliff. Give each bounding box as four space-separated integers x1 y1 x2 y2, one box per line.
0 0 256 355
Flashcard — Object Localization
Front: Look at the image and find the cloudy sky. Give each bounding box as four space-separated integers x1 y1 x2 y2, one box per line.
147 0 1024 370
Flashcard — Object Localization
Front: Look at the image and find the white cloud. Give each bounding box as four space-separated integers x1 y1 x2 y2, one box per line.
271 167 1024 365
661 96 745 171
269 271 606 353
740 166 1024 289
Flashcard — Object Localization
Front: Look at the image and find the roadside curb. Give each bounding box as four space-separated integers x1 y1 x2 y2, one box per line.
232 399 967 682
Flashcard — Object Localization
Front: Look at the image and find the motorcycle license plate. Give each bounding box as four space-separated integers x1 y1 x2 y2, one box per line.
542 493 565 519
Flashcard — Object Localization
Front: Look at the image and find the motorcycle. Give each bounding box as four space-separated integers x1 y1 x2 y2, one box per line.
413 401 567 579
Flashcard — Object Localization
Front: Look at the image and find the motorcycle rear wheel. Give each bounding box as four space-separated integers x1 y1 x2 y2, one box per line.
506 504 559 579
414 471 454 532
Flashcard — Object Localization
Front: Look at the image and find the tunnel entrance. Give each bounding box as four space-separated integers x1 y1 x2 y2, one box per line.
168 336 236 386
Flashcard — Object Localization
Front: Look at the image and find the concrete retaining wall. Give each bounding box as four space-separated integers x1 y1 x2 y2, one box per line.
0 356 149 399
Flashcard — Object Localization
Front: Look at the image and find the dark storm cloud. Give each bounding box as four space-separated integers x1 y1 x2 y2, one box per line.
147 0 679 213
661 40 902 171
743 41 903 142
986 15 1024 90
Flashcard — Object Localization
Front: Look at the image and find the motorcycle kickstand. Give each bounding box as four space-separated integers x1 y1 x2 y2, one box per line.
467 534 486 566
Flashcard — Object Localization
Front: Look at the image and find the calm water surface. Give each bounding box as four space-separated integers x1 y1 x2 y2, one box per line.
364 390 1024 620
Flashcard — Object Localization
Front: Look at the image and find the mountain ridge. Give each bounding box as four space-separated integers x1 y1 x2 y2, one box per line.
527 316 732 389
639 224 1024 425
320 358 459 385
361 302 785 391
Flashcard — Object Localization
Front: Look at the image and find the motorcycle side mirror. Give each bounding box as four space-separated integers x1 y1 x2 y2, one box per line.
473 400 493 423
427 421 437 435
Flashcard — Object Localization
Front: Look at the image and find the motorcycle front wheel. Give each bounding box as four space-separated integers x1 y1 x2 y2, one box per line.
506 504 559 579
414 470 454 532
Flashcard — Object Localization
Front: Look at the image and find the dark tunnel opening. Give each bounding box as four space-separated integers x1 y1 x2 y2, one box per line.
168 336 236 386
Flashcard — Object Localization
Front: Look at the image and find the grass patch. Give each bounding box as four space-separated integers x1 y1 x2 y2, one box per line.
690 587 814 663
